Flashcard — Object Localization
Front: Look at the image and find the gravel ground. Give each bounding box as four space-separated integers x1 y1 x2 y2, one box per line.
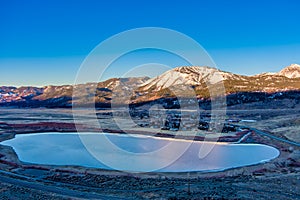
0 107 299 199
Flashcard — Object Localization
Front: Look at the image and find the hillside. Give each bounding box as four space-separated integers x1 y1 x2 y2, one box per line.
0 64 299 108
135 65 300 101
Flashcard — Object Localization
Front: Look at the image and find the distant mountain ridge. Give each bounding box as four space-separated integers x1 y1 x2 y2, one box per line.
139 66 246 91
277 64 300 78
0 64 300 108
136 64 300 101
141 64 300 90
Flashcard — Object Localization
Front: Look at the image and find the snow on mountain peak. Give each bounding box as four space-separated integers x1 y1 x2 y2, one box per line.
278 64 300 78
139 66 239 91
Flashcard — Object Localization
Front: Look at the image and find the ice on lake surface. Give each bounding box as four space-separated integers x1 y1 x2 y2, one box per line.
1 132 280 172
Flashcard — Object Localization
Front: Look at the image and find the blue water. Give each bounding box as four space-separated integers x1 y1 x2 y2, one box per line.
1 132 280 172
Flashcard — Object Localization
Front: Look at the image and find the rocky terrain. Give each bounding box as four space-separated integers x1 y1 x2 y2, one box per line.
0 64 299 199
0 64 300 108
0 107 299 199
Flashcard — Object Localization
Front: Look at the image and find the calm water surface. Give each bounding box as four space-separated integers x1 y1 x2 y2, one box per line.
1 132 279 172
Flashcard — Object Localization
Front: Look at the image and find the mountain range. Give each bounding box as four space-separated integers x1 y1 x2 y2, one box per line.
1 64 300 108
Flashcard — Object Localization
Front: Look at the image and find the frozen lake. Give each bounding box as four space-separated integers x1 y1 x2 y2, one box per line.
1 132 280 172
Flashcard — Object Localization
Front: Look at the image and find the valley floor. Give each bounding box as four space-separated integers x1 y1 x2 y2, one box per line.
0 105 299 199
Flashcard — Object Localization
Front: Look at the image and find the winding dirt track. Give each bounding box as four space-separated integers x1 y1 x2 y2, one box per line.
250 127 300 147
0 170 123 200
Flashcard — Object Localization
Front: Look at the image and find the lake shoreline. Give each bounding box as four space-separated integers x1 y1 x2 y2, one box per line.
2 132 280 173
0 108 299 199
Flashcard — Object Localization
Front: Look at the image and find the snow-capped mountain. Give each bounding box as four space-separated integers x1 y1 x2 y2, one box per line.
0 86 43 103
0 64 299 107
277 64 300 78
139 66 246 91
138 64 300 98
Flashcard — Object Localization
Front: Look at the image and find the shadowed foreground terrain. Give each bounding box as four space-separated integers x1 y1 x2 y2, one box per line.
0 105 299 199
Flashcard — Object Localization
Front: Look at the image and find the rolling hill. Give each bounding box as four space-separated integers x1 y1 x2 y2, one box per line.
0 64 299 108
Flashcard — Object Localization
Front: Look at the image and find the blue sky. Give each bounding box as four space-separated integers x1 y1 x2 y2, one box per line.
1 0 300 86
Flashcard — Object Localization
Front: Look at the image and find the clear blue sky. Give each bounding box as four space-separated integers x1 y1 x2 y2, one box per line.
1 0 300 86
